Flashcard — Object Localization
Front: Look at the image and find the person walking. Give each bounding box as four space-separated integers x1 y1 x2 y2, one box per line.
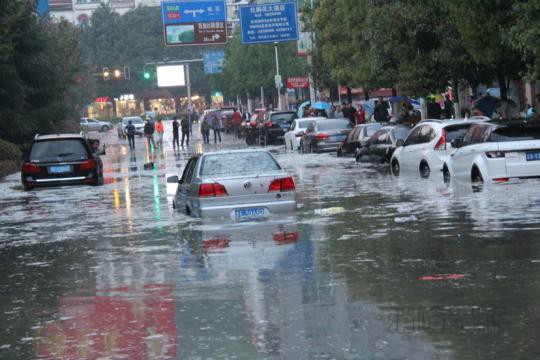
125 120 136 149
155 118 164 148
172 117 180 150
427 96 442 119
374 99 389 123
201 118 210 144
334 105 344 118
144 118 156 149
231 108 242 138
443 95 454 119
181 116 190 147
212 111 222 143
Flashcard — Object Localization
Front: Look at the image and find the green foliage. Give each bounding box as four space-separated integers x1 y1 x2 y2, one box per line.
510 0 540 79
0 138 22 162
312 0 531 98
0 1 87 144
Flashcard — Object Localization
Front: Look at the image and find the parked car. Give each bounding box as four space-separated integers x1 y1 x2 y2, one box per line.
117 116 144 138
80 118 112 132
356 125 412 163
284 117 321 151
300 118 352 153
337 122 383 157
390 118 488 178
262 111 298 144
442 121 540 184
21 133 104 191
170 149 296 220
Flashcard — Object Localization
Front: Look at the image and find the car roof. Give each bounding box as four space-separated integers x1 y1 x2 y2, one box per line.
201 148 273 157
34 133 86 141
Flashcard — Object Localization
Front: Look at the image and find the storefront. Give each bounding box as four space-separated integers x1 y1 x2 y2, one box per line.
114 94 144 118
85 97 114 119
148 98 176 116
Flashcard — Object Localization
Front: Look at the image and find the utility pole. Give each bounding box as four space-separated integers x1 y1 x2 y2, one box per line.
308 0 317 104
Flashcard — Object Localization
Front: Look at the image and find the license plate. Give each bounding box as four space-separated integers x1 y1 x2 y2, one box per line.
234 208 266 222
280 123 290 129
332 135 346 141
49 165 70 174
526 152 540 161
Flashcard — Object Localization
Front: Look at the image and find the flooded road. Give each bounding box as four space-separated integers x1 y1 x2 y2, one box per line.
1 123 540 359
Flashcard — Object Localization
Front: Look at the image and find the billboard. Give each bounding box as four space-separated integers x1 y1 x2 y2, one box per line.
239 2 299 45
161 0 227 46
156 65 186 87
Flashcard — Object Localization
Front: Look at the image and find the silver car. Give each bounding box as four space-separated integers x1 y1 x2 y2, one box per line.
170 150 296 220
117 116 145 138
80 117 113 132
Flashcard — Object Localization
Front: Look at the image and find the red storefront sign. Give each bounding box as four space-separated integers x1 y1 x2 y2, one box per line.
95 96 110 103
287 76 310 89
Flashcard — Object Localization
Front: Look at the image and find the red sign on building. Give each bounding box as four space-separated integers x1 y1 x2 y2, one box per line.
287 76 310 89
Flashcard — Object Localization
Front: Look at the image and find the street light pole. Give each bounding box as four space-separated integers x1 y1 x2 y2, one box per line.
274 42 282 110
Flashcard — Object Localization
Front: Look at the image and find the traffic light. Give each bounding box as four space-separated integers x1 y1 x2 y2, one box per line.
102 67 110 81
123 66 130 80
113 69 122 79
144 70 151 80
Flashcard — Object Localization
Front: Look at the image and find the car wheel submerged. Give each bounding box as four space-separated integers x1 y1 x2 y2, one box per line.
471 166 484 183
419 161 430 179
100 125 109 132
442 165 451 184
391 159 400 176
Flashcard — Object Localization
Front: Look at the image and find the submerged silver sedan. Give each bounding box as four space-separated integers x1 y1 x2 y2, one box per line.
170 149 296 221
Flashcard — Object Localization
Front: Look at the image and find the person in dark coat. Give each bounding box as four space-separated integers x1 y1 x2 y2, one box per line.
181 116 190 147
443 95 454 119
427 97 442 119
144 118 155 149
125 120 136 149
172 117 180 149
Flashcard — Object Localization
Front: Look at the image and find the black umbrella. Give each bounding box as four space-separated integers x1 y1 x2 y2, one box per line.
473 96 500 117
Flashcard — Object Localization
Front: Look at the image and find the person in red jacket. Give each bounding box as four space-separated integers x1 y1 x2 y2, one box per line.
356 104 366 124
231 108 242 138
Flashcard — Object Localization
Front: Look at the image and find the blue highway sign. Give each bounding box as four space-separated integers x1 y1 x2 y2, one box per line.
204 51 225 74
161 0 226 25
239 2 299 45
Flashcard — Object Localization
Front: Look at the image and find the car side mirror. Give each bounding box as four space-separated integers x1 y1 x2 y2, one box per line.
296 131 305 136
451 138 463 148
396 139 405 147
167 175 179 183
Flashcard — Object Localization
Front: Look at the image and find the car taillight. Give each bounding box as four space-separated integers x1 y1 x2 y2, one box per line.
80 159 97 171
434 130 446 151
268 176 295 192
485 151 505 158
250 122 257 127
315 133 329 140
22 163 42 174
493 177 510 182
199 183 228 197
273 231 299 244
266 121 273 127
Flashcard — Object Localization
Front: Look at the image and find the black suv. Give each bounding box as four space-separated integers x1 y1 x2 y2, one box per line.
263 111 297 144
21 133 104 191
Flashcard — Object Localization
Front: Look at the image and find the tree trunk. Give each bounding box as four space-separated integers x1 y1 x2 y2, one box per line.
497 70 508 119
346 86 352 104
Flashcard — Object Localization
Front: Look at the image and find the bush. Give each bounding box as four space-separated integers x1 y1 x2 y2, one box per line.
0 138 22 162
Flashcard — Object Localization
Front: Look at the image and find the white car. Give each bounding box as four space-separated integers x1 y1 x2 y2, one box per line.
391 118 488 178
80 118 112 132
283 117 322 151
442 121 540 184
117 116 145 138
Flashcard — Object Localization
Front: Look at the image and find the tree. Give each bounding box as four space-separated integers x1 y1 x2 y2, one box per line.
0 0 86 144
511 0 540 81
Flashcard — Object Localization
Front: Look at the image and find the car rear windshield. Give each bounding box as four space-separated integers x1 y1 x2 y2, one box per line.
30 139 89 162
200 152 281 177
318 120 351 131
366 124 382 136
298 120 315 128
124 118 143 124
392 126 411 140
446 124 472 142
490 126 540 141
270 113 296 123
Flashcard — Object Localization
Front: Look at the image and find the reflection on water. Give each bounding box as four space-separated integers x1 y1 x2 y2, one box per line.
0 132 540 359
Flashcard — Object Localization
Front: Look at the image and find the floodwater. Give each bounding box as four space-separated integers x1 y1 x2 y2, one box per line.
1 122 540 359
